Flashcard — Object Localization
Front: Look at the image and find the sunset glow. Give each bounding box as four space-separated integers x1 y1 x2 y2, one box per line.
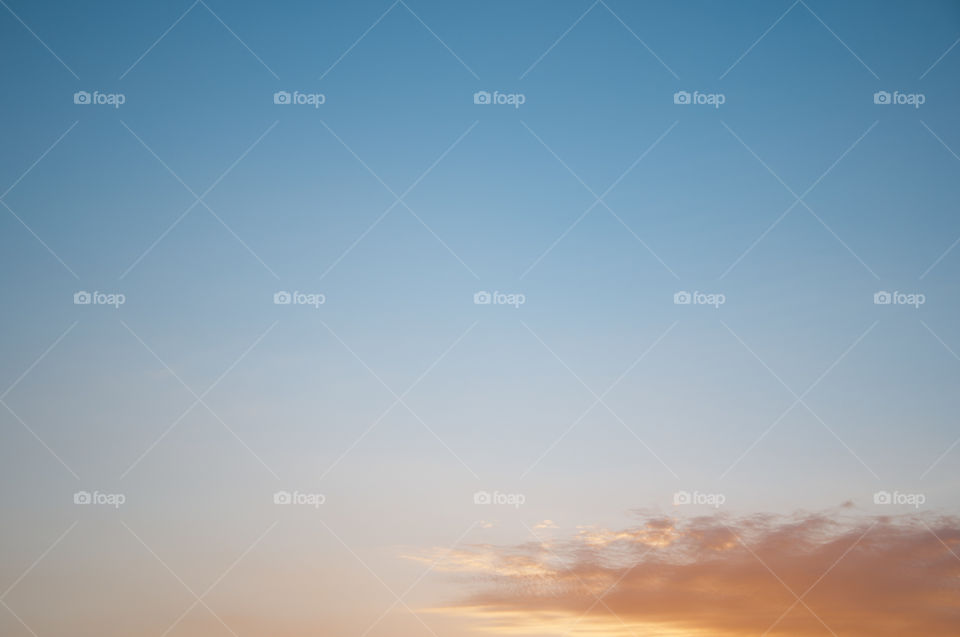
2 1 959 635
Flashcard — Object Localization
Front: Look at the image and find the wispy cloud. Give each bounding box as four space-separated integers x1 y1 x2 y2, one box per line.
413 511 960 636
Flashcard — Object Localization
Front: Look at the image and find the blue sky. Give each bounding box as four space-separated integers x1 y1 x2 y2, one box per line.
1 1 959 636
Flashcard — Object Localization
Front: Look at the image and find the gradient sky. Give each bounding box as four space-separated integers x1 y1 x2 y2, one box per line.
1 1 959 635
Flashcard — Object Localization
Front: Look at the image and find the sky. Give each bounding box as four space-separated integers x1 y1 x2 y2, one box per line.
1 0 959 635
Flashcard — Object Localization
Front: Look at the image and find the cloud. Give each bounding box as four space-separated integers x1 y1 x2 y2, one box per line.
416 512 960 636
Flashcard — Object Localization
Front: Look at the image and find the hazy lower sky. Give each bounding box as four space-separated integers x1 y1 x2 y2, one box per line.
1 1 959 635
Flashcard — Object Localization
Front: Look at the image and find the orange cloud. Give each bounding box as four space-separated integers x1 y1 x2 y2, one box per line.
419 512 960 636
